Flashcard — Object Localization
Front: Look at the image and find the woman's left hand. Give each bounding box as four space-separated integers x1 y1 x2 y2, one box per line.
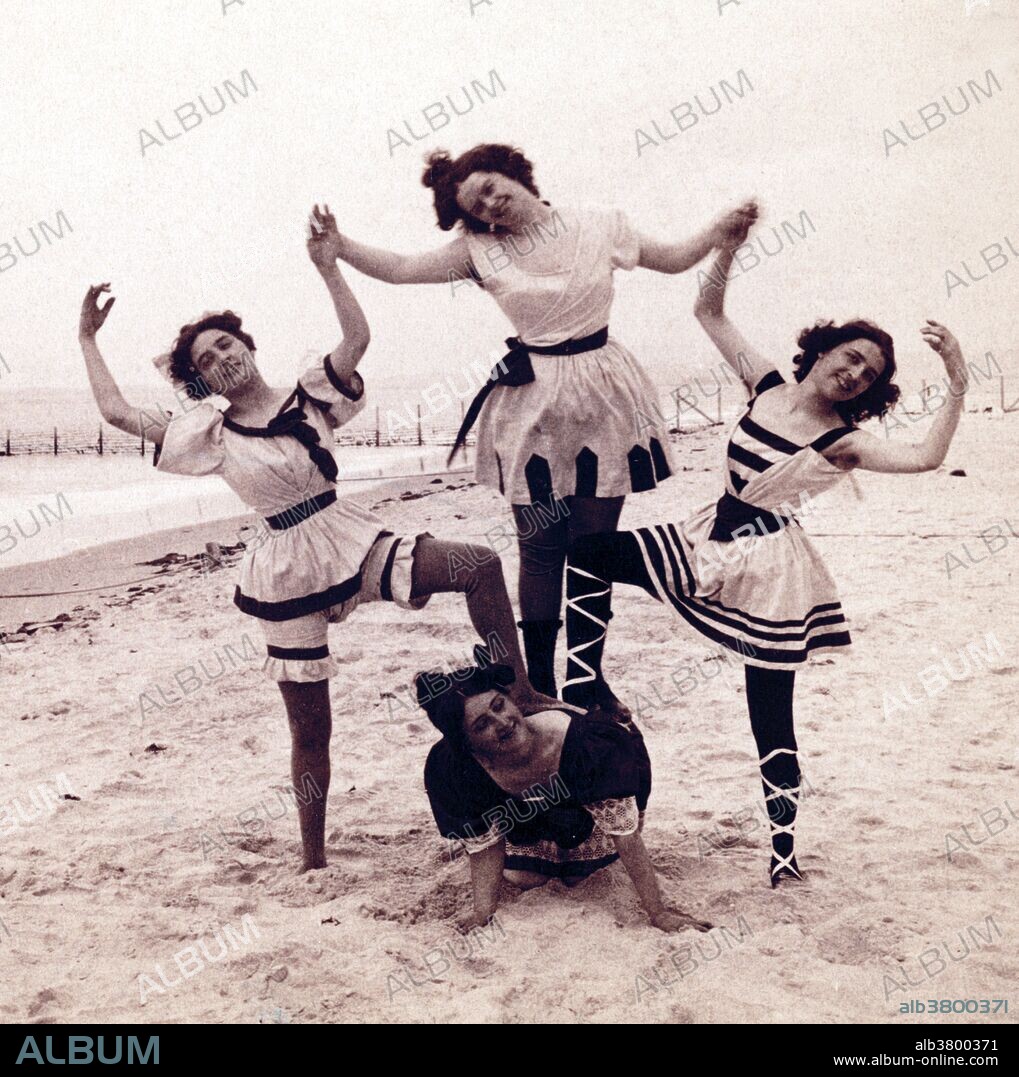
306 204 345 271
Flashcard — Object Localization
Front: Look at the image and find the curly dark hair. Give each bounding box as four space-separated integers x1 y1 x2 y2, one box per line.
415 661 516 754
421 143 540 233
168 311 256 400
792 320 899 425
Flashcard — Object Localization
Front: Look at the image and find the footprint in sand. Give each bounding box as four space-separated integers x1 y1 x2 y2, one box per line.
704 749 749 764
222 858 275 886
27 988 66 1019
857 815 885 827
462 956 496 977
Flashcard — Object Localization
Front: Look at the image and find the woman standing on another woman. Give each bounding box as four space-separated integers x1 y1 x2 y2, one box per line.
77 207 563 875
562 213 968 886
332 143 756 713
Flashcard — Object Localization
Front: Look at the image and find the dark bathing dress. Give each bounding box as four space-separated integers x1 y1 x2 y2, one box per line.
425 711 652 880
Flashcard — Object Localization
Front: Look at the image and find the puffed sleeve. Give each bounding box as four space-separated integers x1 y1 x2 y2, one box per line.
586 796 640 837
155 402 226 476
609 208 641 271
424 742 499 848
297 356 368 430
598 205 637 271
564 713 652 813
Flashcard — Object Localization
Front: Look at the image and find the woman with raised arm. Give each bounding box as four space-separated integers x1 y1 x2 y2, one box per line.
561 213 967 887
332 143 756 715
418 656 710 934
77 206 564 874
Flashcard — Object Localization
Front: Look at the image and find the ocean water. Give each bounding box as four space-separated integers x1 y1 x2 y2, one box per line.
0 378 749 570
0 444 460 568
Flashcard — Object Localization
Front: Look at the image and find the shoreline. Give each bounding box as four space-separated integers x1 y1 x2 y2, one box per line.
0 467 470 629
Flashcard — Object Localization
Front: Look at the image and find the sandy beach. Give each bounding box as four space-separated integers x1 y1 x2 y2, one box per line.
1 416 1016 1025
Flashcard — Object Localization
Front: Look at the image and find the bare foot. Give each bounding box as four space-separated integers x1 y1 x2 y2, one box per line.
455 909 497 934
298 856 328 875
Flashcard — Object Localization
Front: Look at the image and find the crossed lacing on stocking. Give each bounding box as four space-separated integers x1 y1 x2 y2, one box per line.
563 565 608 699
759 747 803 883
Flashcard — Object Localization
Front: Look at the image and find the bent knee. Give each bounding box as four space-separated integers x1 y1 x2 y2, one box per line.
504 869 549 890
566 531 608 568
463 544 502 576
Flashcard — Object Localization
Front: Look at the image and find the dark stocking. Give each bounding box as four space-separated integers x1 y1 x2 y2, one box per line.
513 495 623 698
745 665 803 887
562 529 657 708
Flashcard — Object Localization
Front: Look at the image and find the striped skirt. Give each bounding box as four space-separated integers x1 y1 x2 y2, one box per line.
565 501 851 686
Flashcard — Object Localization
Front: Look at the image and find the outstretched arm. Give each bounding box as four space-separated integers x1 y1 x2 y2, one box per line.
335 226 472 285
638 199 758 275
825 322 967 474
456 839 506 933
307 205 371 386
78 285 170 445
693 215 778 393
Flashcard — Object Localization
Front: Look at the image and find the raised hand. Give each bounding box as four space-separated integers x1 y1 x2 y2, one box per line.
79 283 116 339
306 204 345 272
714 199 759 248
920 320 966 383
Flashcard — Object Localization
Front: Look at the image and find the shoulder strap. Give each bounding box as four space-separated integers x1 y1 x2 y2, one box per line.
810 426 856 453
752 369 785 397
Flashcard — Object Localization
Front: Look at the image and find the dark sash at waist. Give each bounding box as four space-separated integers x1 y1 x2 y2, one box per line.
264 489 337 531
447 326 610 464
708 492 793 543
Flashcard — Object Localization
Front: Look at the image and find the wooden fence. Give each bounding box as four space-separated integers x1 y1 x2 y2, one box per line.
0 404 474 458
1 379 1013 458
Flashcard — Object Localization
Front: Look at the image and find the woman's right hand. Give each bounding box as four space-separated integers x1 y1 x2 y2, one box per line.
713 200 758 248
79 283 115 340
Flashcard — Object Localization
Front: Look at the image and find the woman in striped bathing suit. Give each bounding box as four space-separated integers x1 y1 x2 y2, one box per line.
561 214 968 886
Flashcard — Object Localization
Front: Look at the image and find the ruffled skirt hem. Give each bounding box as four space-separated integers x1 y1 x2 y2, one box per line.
262 655 340 683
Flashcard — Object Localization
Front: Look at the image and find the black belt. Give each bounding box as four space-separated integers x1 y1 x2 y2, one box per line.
447 326 610 464
708 492 792 543
265 489 337 531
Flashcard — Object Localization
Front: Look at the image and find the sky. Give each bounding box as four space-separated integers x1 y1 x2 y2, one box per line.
0 0 1016 418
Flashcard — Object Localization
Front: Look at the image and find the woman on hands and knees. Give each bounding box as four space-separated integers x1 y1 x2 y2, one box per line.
419 658 709 933
77 206 561 875
563 211 968 886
